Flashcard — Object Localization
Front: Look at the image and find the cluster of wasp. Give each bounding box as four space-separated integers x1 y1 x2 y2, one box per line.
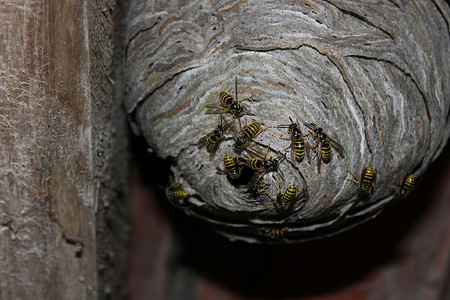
166 78 417 239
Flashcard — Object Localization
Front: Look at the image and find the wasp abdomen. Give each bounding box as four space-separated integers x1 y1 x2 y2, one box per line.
321 141 332 163
171 190 190 200
243 122 261 139
348 165 376 193
257 227 289 239
281 184 297 206
403 174 415 190
293 139 306 162
361 165 376 192
217 153 242 180
220 91 234 106
206 134 219 152
247 157 263 170
393 173 415 198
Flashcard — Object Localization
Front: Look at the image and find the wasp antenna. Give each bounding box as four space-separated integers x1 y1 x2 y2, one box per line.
235 76 238 100
277 124 291 129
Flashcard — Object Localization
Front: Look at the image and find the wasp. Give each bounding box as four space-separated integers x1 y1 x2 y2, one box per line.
245 144 286 186
245 180 274 207
216 153 243 180
257 226 289 239
391 173 415 198
233 121 270 154
206 78 254 122
245 153 285 174
165 182 192 208
192 114 233 157
252 179 270 197
273 184 308 210
305 123 345 172
278 117 310 163
246 157 263 170
347 165 377 193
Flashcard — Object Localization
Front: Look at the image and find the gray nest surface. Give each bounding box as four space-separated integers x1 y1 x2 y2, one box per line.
124 0 450 243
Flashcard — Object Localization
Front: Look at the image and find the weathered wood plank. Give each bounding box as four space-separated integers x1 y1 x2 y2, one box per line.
0 1 128 299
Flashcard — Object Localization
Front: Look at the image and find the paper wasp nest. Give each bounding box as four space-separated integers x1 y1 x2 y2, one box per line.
124 1 450 243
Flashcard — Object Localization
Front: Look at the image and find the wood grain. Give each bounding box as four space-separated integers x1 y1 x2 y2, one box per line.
0 0 128 298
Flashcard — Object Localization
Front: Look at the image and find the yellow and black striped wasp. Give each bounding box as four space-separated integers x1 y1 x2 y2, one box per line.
257 226 289 239
347 165 377 194
391 173 415 198
165 182 193 208
305 123 345 172
233 121 270 154
192 114 234 158
205 77 254 125
245 179 274 207
273 183 308 211
216 153 243 180
252 179 270 198
277 117 310 163
245 153 285 174
244 143 286 185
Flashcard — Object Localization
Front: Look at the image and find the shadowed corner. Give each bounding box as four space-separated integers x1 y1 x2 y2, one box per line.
128 131 450 300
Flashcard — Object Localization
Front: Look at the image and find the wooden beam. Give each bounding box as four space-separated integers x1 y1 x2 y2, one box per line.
0 1 128 299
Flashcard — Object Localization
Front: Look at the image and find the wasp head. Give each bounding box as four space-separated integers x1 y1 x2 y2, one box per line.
214 126 226 138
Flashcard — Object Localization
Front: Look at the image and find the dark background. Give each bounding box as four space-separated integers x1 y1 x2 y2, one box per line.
127 134 450 300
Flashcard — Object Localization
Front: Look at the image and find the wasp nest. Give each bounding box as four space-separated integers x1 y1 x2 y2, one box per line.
124 1 450 243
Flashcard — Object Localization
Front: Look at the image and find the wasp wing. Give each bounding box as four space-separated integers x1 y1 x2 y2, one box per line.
328 136 345 158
